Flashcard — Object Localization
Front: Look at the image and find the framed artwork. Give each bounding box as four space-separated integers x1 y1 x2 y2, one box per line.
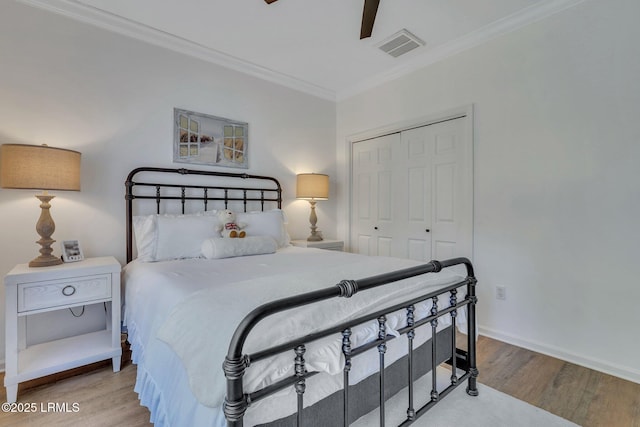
173 108 248 169
61 240 84 263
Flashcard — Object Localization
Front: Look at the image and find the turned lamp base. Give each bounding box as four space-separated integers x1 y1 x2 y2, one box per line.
29 254 63 268
306 200 324 241
29 193 63 267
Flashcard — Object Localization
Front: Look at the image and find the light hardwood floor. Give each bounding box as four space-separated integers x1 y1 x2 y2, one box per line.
474 336 640 427
1 336 638 426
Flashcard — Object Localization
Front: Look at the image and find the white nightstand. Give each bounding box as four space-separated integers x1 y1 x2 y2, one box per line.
291 239 344 251
4 256 122 403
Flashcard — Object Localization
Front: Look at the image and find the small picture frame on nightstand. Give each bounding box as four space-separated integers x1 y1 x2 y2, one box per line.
61 240 84 262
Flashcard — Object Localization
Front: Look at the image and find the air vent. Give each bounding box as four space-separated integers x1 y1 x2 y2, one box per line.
377 29 425 58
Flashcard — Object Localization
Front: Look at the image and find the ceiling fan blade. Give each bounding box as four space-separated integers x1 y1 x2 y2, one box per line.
360 0 380 39
265 0 278 4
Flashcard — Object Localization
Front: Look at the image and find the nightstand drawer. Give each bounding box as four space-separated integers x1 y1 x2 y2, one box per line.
17 274 112 313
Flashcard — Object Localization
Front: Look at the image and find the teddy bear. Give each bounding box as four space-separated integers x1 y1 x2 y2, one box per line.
216 209 246 238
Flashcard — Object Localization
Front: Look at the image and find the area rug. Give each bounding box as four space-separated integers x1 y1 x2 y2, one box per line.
352 367 580 427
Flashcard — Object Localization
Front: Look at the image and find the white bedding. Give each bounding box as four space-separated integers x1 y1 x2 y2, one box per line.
123 246 467 426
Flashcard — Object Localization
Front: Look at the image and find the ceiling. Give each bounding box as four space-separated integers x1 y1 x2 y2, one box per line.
25 0 585 100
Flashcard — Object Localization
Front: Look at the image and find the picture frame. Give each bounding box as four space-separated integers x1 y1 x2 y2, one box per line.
61 240 84 263
173 108 249 169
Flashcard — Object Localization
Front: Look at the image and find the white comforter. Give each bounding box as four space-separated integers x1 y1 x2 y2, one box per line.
123 247 467 426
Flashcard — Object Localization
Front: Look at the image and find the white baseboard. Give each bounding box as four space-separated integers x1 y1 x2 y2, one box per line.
479 326 640 385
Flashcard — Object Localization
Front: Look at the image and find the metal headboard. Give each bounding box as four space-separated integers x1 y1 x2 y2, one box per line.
125 167 282 263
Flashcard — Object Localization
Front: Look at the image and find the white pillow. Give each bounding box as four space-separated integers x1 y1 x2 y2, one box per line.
236 209 290 248
132 215 157 262
132 212 220 262
155 215 220 261
201 236 277 259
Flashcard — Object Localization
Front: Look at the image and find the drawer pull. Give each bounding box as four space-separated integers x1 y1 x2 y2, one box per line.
62 285 76 296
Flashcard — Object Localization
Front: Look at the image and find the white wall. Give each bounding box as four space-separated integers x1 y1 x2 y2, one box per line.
0 2 336 362
2 0 638 386
337 0 640 382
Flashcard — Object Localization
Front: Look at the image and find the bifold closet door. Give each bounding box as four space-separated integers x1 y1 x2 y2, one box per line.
351 117 472 261
351 132 401 257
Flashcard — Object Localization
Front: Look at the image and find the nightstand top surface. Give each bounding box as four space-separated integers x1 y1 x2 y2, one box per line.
5 256 121 283
290 239 344 250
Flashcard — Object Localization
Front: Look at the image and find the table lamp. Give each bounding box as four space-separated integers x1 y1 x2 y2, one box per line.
1 144 81 267
296 173 329 241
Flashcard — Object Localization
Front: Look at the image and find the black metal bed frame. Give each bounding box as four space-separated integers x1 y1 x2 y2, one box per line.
224 260 478 427
124 167 478 427
125 167 282 263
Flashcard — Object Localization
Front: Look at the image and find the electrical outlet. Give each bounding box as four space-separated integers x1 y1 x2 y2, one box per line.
495 286 506 300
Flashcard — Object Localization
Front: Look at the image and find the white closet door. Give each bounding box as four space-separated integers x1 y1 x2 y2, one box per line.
351 132 401 257
395 126 433 261
401 118 472 260
351 116 472 261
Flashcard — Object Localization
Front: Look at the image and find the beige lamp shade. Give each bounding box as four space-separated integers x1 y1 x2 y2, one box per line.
296 173 329 200
0 144 81 191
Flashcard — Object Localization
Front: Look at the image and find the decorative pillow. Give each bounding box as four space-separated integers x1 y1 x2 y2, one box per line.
132 215 157 262
236 209 290 248
201 236 277 259
132 212 220 262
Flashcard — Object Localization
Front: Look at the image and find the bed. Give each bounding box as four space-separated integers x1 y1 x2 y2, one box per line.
123 167 479 427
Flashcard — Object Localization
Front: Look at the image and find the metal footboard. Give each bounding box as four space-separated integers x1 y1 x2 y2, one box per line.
223 258 478 426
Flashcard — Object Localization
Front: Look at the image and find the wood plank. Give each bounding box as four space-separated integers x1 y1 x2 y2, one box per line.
582 373 640 427
475 335 640 427
0 361 150 426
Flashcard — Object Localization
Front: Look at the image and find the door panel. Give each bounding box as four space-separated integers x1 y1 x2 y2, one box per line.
408 238 428 261
357 235 371 256
377 236 392 257
357 174 371 220
351 133 401 257
408 167 426 221
429 118 472 260
378 171 392 220
435 162 455 222
434 240 456 260
396 125 433 260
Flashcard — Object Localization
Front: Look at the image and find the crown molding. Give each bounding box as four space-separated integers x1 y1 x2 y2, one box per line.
336 0 587 101
17 0 585 103
16 0 337 101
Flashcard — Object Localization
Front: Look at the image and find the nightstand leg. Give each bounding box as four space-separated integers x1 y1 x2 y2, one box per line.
5 384 17 403
5 284 19 403
112 356 121 372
